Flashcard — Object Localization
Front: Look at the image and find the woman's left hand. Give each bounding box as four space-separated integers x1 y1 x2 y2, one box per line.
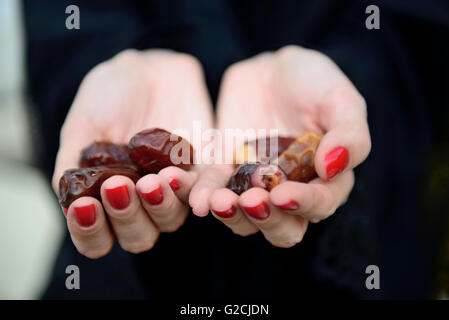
189 45 372 247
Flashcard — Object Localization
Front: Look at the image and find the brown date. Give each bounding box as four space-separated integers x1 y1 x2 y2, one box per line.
59 166 140 209
79 142 135 168
277 132 322 182
233 136 295 167
129 128 194 174
227 162 287 195
227 132 322 194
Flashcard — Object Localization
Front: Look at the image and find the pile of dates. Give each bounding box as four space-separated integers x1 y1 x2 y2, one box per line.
59 128 194 209
227 132 322 195
59 128 322 209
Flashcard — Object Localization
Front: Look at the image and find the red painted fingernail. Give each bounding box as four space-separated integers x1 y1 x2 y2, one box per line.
325 146 349 179
212 206 236 219
169 179 180 191
141 186 164 205
276 200 299 211
105 185 130 210
243 202 270 220
74 204 96 227
62 207 68 216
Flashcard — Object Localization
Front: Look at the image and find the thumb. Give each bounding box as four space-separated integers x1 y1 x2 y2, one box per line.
314 87 372 181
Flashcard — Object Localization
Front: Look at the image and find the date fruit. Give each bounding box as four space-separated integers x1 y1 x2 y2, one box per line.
277 132 322 182
226 162 287 195
79 142 134 168
233 136 295 167
59 166 140 209
129 128 194 174
227 131 322 194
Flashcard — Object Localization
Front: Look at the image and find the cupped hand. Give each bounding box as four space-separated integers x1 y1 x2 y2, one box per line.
53 49 213 258
190 45 371 248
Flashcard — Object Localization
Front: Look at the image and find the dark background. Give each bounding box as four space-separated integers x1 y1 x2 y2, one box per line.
22 0 449 299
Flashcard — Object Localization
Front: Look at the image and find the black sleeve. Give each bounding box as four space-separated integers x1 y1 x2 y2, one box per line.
23 0 194 176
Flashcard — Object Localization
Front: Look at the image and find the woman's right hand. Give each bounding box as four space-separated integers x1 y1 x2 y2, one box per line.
53 49 213 258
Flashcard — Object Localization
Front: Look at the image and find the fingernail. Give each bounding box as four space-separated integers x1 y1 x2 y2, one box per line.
325 146 349 179
212 206 236 219
243 202 270 220
276 200 299 211
74 204 96 227
169 179 180 191
105 185 130 210
141 185 164 205
61 206 68 216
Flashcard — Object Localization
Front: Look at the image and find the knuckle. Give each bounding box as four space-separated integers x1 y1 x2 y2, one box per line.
323 189 336 210
173 53 202 71
150 198 183 218
159 215 187 233
272 236 302 248
312 184 329 206
121 237 156 254
160 222 182 233
277 45 302 59
270 230 304 248
113 49 142 66
327 205 338 218
222 61 249 83
361 134 372 160
325 86 357 107
352 127 372 162
232 228 258 237
77 244 112 259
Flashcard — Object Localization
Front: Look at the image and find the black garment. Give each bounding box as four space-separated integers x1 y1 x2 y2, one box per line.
22 0 448 299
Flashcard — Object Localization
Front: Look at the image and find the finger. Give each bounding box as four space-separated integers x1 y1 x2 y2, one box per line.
189 165 234 217
315 87 371 180
209 188 259 236
158 166 198 203
100 175 159 254
136 174 188 232
270 171 355 222
66 197 115 259
238 188 308 248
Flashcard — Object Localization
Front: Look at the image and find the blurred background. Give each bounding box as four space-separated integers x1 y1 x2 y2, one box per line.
0 0 448 300
0 0 64 299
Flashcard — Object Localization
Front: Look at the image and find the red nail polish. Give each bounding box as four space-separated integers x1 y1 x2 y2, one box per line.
141 186 164 205
276 200 299 211
62 207 68 216
105 185 130 210
74 204 96 227
169 179 180 191
243 202 270 220
325 146 349 179
212 206 236 219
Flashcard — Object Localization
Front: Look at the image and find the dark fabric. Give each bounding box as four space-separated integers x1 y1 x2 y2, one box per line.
22 0 448 299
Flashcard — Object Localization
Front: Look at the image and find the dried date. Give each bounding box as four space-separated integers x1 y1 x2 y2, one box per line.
233 136 295 166
129 128 194 174
79 142 135 168
277 132 322 182
59 166 140 209
226 162 287 195
228 131 322 194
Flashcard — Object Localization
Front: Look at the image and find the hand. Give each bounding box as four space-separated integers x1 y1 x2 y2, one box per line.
190 45 371 248
53 49 213 258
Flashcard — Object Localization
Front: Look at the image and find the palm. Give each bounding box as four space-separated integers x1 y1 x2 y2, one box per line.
54 50 212 190
216 48 346 137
